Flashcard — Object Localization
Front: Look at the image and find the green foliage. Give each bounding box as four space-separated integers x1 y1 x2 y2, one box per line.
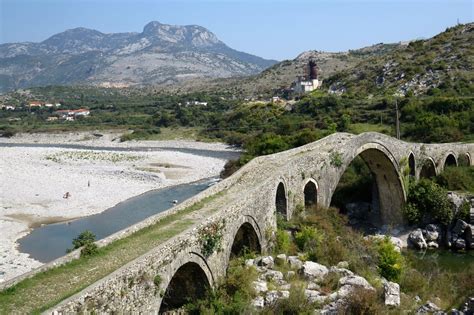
376 237 403 282
66 230 98 257
268 283 314 314
435 166 474 193
294 226 323 252
119 127 161 142
404 179 453 225
329 151 343 168
275 229 292 254
153 275 162 287
455 201 471 222
186 259 257 314
199 222 224 258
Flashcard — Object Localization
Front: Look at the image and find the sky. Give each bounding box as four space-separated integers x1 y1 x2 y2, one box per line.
0 0 472 60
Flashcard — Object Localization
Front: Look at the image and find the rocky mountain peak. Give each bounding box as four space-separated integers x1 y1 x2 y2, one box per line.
141 21 221 47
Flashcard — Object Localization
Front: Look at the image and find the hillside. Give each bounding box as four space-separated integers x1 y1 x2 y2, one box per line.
323 23 474 97
0 21 277 92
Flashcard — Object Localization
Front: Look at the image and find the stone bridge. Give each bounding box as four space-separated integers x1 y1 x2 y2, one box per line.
39 132 473 313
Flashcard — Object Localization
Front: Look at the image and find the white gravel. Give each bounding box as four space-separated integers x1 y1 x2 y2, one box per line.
0 131 236 283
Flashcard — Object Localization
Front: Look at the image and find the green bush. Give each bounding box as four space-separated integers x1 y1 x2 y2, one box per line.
294 226 323 252
405 179 453 225
275 229 292 254
376 237 403 282
435 166 474 193
67 230 98 257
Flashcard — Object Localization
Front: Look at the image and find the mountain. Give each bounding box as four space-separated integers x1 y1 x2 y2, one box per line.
323 23 474 97
0 21 277 92
175 23 473 98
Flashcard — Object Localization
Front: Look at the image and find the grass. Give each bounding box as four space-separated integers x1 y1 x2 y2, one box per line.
138 127 216 142
348 123 393 135
0 192 225 314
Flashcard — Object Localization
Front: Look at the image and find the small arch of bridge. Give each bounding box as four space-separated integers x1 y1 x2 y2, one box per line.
420 157 437 179
275 180 288 219
303 178 318 209
442 152 458 169
159 252 214 313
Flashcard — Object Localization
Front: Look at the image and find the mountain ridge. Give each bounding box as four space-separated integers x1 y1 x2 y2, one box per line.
0 21 277 92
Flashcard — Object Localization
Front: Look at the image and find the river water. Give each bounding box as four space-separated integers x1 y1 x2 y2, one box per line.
1 142 240 263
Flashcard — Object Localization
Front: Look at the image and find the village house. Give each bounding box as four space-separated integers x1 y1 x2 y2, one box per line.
28 101 43 108
54 108 90 121
1 105 15 110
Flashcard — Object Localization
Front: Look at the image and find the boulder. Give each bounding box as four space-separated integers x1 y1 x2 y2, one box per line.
280 290 290 299
427 241 439 249
253 280 268 294
287 256 303 270
245 259 255 267
416 301 441 314
307 282 321 290
265 290 280 306
275 254 287 265
424 224 442 242
299 261 329 281
384 281 400 307
285 271 296 280
260 270 284 282
336 275 375 300
409 229 427 249
251 296 264 309
329 266 354 277
279 283 291 291
465 225 473 249
305 289 323 304
336 261 349 269
258 256 275 268
453 219 469 235
454 238 466 250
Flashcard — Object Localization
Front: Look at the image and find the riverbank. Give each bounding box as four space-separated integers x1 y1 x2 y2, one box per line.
0 131 237 282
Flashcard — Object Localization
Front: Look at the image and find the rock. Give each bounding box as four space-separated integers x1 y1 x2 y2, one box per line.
329 266 354 277
258 256 275 268
280 290 290 299
409 229 428 249
336 261 349 269
416 301 441 314
251 296 264 309
265 290 280 306
414 296 422 303
253 280 268 294
288 256 303 270
337 275 375 299
275 254 287 265
339 275 373 290
307 282 321 290
384 281 400 307
260 270 284 282
448 192 465 211
454 238 466 250
285 271 296 280
424 224 441 242
305 289 322 303
279 283 291 291
245 259 255 267
427 241 439 248
299 261 329 281
453 219 469 235
465 225 473 249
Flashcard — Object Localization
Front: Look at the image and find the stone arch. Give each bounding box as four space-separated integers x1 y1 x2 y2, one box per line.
459 153 471 166
159 254 213 313
443 153 457 168
303 179 318 208
230 222 262 257
330 143 406 225
275 181 288 218
224 215 263 268
408 152 416 177
420 158 437 179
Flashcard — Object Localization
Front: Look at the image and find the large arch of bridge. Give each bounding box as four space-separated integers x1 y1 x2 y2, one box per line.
329 142 406 225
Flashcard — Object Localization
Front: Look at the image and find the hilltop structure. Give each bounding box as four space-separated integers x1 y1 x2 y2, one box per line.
292 60 322 93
